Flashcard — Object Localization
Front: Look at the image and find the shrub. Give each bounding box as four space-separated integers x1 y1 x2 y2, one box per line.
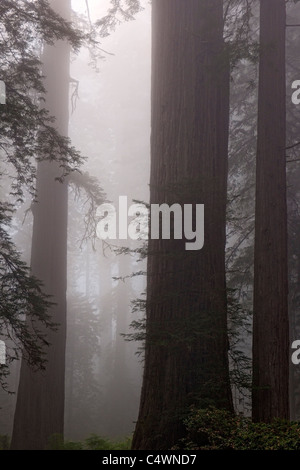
0 435 10 450
47 433 131 450
177 407 300 450
84 434 131 450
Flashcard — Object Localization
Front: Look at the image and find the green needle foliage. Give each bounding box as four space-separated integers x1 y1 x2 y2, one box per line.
0 1 88 387
0 202 55 389
95 0 143 37
0 0 85 197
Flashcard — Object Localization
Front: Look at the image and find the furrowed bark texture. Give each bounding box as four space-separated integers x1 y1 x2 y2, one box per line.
11 0 70 450
132 0 233 450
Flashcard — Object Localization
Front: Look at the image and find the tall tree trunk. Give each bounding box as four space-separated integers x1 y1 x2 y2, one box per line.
132 0 233 450
252 0 289 422
11 0 71 449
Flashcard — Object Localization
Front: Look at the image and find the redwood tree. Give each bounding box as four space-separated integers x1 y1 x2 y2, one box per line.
252 0 289 422
11 0 71 450
132 0 233 450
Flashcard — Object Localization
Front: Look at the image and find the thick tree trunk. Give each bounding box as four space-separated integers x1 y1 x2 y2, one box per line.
252 0 289 422
132 0 233 450
11 0 71 450
106 255 132 437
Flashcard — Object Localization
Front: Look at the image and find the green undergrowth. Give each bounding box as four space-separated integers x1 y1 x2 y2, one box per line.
0 435 9 450
174 407 300 450
0 434 131 450
47 434 132 450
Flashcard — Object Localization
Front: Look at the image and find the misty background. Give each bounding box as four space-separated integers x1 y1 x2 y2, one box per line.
0 0 151 441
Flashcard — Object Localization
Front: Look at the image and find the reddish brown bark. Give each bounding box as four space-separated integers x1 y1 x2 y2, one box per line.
252 0 289 422
132 0 233 450
11 0 71 450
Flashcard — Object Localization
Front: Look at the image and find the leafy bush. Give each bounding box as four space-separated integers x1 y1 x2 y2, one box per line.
176 407 300 450
0 435 10 450
232 420 300 450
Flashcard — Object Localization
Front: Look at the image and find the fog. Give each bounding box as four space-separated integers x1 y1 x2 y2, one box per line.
65 1 151 440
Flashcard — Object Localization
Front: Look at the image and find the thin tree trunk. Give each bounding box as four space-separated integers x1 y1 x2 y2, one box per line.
11 0 71 449
252 0 289 422
132 0 233 450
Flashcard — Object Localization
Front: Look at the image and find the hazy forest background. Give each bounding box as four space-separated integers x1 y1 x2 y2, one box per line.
0 0 150 444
